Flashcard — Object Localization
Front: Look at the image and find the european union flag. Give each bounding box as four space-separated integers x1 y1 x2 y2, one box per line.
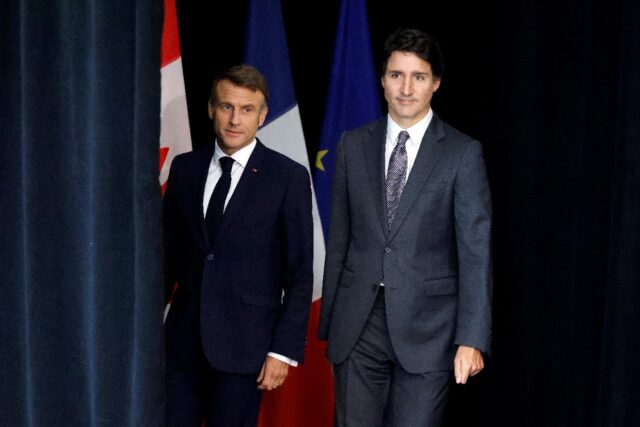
314 0 382 236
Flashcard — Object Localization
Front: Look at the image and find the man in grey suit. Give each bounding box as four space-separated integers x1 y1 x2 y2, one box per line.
318 28 492 426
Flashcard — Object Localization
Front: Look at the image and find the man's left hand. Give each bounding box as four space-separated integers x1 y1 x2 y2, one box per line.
257 356 289 391
454 345 484 384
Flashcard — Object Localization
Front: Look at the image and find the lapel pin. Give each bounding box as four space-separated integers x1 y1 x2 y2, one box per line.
251 168 259 173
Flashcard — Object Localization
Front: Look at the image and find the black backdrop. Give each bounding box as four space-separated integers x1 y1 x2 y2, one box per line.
177 1 639 426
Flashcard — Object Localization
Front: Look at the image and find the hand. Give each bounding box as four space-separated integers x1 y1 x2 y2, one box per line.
257 356 290 391
454 345 484 384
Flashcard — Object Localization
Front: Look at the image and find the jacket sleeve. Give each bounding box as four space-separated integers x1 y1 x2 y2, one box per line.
453 140 493 354
268 165 314 362
317 134 351 340
162 156 182 303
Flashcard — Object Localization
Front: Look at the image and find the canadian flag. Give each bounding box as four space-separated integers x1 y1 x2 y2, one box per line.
161 0 191 322
159 0 192 195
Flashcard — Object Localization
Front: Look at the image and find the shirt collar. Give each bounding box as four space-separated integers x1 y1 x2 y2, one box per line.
386 109 434 146
213 138 257 169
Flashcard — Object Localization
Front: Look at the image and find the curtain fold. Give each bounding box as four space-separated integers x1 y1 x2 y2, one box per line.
474 1 640 426
0 0 164 425
596 0 640 424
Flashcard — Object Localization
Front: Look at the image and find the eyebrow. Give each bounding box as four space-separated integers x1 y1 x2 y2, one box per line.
218 102 258 109
387 70 430 76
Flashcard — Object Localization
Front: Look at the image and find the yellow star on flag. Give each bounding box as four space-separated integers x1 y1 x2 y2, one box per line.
316 149 329 172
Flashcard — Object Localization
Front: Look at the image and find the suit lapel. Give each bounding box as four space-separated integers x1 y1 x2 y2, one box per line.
388 114 447 241
195 145 215 251
363 118 389 238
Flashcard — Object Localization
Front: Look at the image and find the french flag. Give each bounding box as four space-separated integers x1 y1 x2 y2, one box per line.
244 0 333 425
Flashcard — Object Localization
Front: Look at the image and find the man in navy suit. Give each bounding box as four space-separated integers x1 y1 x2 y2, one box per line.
318 29 493 426
164 64 313 426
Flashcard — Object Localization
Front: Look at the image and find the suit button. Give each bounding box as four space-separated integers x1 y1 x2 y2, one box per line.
206 254 214 261
384 247 391 254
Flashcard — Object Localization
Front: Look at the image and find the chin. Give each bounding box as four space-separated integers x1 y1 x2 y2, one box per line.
396 111 417 120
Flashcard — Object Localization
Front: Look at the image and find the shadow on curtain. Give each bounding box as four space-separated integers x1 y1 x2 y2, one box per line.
0 0 165 425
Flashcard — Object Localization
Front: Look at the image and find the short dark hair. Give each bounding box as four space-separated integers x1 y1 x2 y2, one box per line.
382 28 444 79
210 64 269 106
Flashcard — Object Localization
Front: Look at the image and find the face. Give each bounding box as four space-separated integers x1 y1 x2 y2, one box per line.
209 79 268 155
381 51 441 128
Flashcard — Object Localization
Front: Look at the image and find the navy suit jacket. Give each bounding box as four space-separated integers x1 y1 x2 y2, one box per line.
164 140 313 374
318 115 492 373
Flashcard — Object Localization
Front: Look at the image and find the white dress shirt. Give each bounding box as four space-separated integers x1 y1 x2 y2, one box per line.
203 139 256 215
202 139 298 367
380 110 434 289
384 108 434 180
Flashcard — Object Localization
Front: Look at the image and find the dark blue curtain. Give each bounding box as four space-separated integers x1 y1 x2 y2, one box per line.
0 0 164 425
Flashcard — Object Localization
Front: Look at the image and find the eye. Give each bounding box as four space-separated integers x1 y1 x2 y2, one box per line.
242 106 254 113
415 74 426 81
219 103 232 111
389 72 400 79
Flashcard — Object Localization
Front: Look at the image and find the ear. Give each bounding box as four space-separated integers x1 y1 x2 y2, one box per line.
208 101 214 120
433 78 441 92
258 106 269 127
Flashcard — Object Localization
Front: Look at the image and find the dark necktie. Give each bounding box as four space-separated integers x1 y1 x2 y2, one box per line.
386 130 409 228
205 156 234 242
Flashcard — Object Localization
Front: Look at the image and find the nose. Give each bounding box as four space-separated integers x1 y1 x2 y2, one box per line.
401 77 413 96
229 108 240 125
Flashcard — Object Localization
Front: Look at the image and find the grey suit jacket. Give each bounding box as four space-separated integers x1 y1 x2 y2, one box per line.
318 114 492 373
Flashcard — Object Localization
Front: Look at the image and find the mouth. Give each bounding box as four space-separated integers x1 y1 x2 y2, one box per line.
396 98 415 105
224 128 243 137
